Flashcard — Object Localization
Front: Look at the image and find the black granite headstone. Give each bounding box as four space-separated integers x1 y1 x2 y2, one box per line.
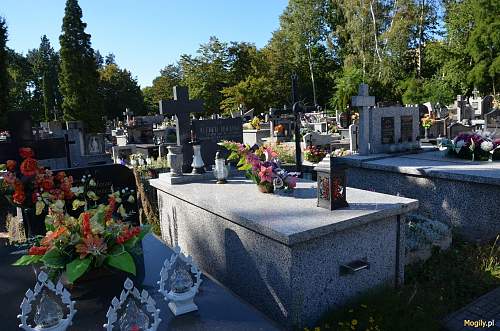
485 109 500 129
61 164 139 225
400 116 413 142
381 117 395 144
192 118 243 165
159 86 204 172
448 122 474 138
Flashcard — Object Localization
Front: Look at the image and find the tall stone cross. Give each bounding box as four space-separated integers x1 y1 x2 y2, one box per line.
159 86 204 172
351 84 375 155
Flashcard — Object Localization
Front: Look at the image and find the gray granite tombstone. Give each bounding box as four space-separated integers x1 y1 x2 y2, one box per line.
159 86 204 172
448 122 474 138
485 109 500 130
191 118 243 166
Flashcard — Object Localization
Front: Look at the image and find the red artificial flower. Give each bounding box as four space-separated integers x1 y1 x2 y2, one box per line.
258 165 273 183
116 226 141 244
28 246 48 255
20 158 38 177
41 178 54 191
6 160 16 171
81 212 92 238
105 196 116 221
13 189 26 205
19 147 34 159
55 171 66 182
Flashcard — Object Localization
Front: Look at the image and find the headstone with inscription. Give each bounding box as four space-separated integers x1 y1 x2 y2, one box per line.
192 118 243 166
448 122 474 138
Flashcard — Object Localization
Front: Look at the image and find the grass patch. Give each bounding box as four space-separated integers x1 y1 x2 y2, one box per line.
308 236 500 331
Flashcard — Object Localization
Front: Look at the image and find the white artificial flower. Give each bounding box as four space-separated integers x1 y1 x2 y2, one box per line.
480 141 494 152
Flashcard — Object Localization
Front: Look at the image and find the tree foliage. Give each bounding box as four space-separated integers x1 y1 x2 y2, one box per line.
0 17 9 126
59 0 102 131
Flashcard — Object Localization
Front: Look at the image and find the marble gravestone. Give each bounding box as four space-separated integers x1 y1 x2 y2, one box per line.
150 178 418 329
160 86 204 172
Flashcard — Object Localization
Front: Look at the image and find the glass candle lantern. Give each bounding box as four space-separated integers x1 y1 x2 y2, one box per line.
213 151 229 184
314 154 349 210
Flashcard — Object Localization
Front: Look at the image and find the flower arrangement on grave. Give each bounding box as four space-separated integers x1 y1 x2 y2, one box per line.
0 148 75 212
219 141 298 193
421 114 434 129
331 148 352 157
304 145 327 163
442 132 500 161
13 192 149 284
242 116 262 130
263 142 295 164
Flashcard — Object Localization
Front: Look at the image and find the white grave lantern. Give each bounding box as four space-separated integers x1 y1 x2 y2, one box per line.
213 151 229 183
18 271 76 331
158 246 202 316
103 278 161 331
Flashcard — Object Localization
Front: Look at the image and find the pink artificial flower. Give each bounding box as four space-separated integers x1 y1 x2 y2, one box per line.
258 166 274 183
246 154 261 170
263 147 278 161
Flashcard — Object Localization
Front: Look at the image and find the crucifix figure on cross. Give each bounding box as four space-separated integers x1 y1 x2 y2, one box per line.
351 84 375 155
159 86 205 172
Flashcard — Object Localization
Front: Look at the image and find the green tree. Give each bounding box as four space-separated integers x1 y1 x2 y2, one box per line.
0 17 9 127
220 76 273 115
99 62 145 119
28 35 61 121
180 36 230 114
7 49 39 114
59 0 103 131
142 64 182 114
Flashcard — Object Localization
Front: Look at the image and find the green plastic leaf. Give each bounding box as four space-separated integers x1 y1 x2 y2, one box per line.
237 156 246 167
41 248 66 268
87 191 99 201
238 163 252 171
35 201 45 216
65 257 92 283
12 255 42 266
72 199 86 210
106 251 136 275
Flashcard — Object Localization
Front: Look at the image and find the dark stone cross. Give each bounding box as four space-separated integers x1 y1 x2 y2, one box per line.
159 86 204 172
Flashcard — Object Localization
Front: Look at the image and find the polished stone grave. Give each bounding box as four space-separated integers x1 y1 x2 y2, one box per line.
342 149 500 241
0 234 281 331
150 178 418 328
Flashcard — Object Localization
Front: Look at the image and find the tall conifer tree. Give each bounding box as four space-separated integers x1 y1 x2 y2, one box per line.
59 0 102 131
0 17 9 127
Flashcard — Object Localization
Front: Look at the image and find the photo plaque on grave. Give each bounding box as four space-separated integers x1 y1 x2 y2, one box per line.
381 117 395 144
400 116 413 142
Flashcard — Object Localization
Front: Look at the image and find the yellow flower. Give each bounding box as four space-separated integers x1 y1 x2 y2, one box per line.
351 319 358 326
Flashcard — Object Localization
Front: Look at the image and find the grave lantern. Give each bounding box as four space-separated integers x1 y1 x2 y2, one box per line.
213 151 229 184
314 154 349 210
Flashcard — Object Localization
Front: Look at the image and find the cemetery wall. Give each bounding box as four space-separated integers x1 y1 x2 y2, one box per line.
345 166 500 241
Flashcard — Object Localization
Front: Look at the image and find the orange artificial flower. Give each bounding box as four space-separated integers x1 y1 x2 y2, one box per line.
41 226 68 247
81 212 92 238
6 160 16 171
55 171 66 182
20 158 38 177
19 147 34 159
76 235 107 259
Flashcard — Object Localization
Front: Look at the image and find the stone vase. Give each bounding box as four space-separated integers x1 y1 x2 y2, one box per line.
167 145 183 176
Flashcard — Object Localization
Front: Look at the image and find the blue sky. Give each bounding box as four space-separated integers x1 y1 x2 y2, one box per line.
1 0 288 87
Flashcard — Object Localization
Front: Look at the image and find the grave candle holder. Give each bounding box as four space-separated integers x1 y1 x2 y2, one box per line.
314 154 349 210
18 271 76 331
158 246 202 316
213 151 229 184
103 278 161 331
190 131 205 174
